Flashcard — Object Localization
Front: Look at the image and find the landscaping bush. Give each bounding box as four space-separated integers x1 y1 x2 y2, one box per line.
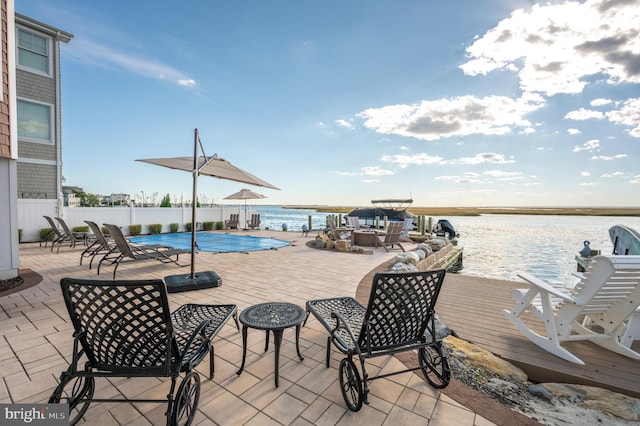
215 221 224 230
170 223 179 233
40 228 54 241
202 221 214 231
102 226 110 236
184 222 201 232
128 224 142 236
72 226 89 233
18 229 22 242
148 223 163 234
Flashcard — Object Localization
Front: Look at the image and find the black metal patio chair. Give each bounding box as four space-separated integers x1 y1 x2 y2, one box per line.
305 270 450 411
49 278 239 426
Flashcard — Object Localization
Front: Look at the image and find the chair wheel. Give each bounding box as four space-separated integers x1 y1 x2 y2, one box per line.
171 371 201 426
48 375 95 426
338 358 363 411
419 343 451 389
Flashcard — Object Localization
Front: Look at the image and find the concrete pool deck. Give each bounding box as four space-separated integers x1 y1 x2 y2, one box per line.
1 230 502 425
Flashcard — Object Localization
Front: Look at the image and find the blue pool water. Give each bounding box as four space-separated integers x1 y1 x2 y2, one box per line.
129 232 290 253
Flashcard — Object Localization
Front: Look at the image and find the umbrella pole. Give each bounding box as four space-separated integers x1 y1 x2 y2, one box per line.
164 128 222 292
190 128 198 279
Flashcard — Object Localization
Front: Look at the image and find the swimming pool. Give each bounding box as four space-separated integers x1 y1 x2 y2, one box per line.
129 232 290 253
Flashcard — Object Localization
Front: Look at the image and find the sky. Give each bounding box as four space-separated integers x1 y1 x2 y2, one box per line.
16 0 640 207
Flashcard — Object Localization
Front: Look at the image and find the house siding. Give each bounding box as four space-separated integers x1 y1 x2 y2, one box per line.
0 1 10 158
15 15 71 199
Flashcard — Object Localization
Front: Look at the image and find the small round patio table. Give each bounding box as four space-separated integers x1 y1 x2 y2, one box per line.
236 302 305 387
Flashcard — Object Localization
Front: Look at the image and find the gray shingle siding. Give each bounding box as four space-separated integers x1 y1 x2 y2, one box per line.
17 162 57 198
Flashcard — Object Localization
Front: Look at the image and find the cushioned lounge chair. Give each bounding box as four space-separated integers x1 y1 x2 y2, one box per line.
305 270 450 411
504 255 640 364
50 277 238 426
97 223 189 279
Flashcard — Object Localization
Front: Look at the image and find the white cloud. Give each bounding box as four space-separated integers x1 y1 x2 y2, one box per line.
590 154 628 160
361 166 394 176
67 38 196 87
358 95 541 141
178 79 196 87
460 1 640 96
591 98 613 107
601 171 625 178
453 152 515 165
606 98 640 137
483 170 523 179
567 128 581 135
572 139 600 152
565 108 605 121
336 119 355 130
631 175 640 184
381 153 443 168
581 182 597 186
581 171 591 177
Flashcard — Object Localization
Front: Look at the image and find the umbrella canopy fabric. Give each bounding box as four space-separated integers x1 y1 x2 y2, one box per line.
223 188 267 200
137 156 280 190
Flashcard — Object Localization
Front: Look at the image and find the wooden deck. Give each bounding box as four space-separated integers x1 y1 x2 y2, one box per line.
436 273 640 399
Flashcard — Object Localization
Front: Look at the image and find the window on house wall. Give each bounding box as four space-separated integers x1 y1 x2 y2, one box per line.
17 99 52 143
17 27 51 76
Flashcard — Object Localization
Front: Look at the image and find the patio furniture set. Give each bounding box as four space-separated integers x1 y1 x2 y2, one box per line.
49 269 452 425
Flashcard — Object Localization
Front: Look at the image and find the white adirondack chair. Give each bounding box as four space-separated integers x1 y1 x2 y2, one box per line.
504 255 640 365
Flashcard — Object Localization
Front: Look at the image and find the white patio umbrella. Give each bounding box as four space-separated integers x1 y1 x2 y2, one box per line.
224 188 267 228
136 128 279 292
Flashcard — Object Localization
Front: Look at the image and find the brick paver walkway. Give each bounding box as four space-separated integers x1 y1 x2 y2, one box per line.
1 231 495 425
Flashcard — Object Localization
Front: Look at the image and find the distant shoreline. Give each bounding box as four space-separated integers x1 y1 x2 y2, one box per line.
284 206 640 217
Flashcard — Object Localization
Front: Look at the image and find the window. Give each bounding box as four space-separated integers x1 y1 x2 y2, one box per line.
17 27 51 75
18 99 52 143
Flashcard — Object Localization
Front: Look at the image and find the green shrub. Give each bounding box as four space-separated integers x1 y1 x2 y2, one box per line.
202 221 214 231
215 221 224 230
148 224 163 234
170 223 179 233
128 224 142 236
72 226 89 233
18 229 22 242
102 226 110 236
185 222 201 232
40 228 54 241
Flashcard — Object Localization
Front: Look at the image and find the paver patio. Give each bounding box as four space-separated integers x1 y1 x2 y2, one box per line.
1 230 496 425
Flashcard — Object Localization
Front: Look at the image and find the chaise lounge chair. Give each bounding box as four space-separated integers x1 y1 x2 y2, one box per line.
504 255 640 364
50 277 238 425
97 223 189 279
247 213 261 230
305 270 450 411
80 221 115 269
225 213 240 230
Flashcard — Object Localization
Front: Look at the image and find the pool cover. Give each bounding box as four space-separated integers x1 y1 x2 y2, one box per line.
129 232 290 253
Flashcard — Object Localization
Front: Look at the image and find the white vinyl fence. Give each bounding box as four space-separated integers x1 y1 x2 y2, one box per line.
17 200 246 243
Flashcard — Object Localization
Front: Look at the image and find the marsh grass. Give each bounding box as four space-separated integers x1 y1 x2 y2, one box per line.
298 206 640 217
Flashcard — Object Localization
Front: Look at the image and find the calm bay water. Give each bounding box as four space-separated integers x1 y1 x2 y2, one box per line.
254 206 640 285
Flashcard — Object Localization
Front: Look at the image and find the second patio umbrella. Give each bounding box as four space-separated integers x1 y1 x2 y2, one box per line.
224 188 266 229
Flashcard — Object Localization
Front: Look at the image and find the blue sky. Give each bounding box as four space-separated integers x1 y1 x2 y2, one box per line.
18 0 640 207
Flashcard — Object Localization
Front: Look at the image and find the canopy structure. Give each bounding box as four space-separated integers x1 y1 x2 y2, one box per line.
136 128 279 292
224 188 267 229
